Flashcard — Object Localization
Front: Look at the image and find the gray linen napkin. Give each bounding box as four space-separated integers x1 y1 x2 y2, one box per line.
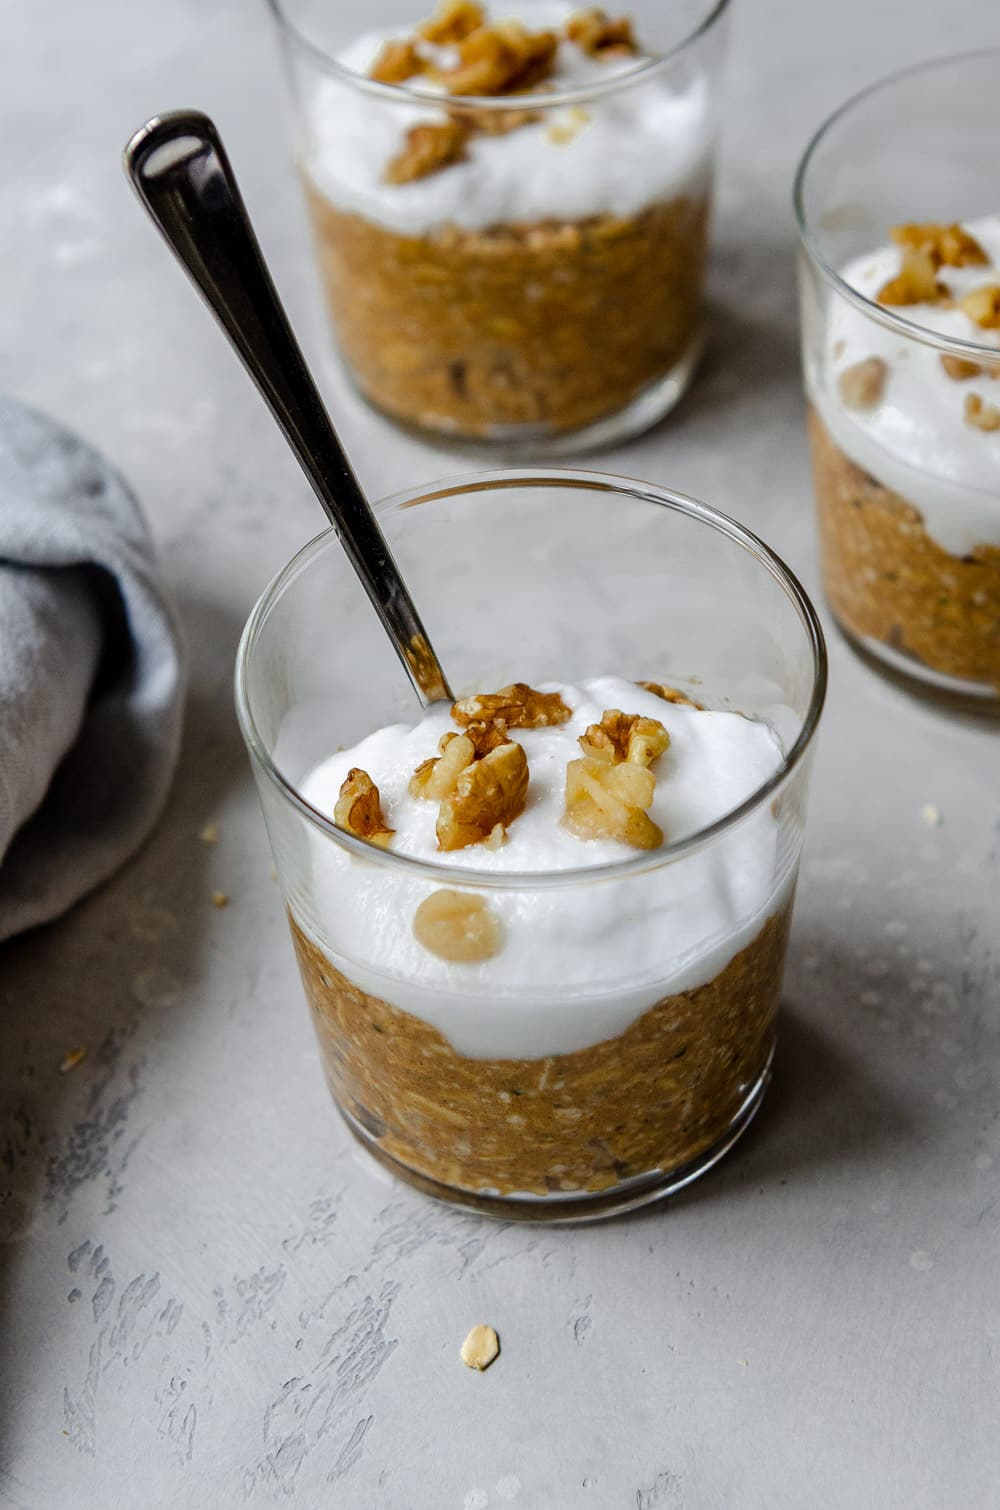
0 396 185 941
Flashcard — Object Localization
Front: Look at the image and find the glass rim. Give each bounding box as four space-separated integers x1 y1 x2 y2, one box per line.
234 467 827 891
264 0 731 112
792 48 1000 362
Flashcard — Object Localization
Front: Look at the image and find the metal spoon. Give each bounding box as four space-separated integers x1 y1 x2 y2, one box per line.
123 109 452 706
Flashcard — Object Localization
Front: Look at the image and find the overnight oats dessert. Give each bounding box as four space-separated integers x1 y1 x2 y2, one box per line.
796 54 1000 709
268 0 730 449
235 471 826 1221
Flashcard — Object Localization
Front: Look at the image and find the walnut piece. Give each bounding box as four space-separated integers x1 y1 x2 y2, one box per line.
334 768 394 848
409 730 475 800
370 38 425 83
876 246 950 306
413 890 504 962
384 120 467 184
460 1323 500 1370
563 756 663 850
453 682 571 729
437 741 529 850
964 393 1000 432
578 708 669 767
419 0 484 44
637 680 703 710
940 354 983 381
463 718 511 756
890 222 989 268
444 20 557 95
838 356 888 410
452 102 543 135
565 8 636 56
959 284 1000 330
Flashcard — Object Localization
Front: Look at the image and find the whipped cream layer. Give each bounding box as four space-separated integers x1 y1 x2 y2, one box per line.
304 4 714 236
296 677 791 1060
812 214 1000 557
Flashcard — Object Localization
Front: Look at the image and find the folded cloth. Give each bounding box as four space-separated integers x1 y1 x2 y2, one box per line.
0 396 185 941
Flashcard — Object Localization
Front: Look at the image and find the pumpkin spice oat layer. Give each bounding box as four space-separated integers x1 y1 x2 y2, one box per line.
301 2 714 438
808 216 1000 695
291 676 796 1202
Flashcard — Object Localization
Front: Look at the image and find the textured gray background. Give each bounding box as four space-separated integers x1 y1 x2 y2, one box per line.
2 1 999 1506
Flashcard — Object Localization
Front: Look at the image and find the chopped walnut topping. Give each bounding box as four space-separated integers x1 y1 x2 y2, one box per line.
453 682 571 729
637 680 703 709
566 8 636 56
876 246 950 306
334 768 394 847
578 708 669 767
959 284 1000 330
413 890 504 962
940 354 983 381
444 20 557 95
384 119 468 184
437 741 529 850
964 393 1000 432
838 356 888 410
370 38 425 83
890 222 989 268
563 756 663 850
419 0 484 44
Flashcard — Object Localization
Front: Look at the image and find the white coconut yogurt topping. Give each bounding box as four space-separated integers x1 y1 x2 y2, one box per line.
303 3 714 236
812 214 1000 557
295 677 791 1060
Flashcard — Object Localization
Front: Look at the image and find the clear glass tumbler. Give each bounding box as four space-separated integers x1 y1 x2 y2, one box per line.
266 0 731 453
795 52 1000 713
235 471 826 1222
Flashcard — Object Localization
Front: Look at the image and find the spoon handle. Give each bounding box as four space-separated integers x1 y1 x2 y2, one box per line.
123 109 452 706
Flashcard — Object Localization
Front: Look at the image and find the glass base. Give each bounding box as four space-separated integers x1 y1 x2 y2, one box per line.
835 616 1000 717
336 1033 774 1226
341 331 704 461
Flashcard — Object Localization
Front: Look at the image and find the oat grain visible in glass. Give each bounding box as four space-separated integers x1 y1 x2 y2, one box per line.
795 52 1000 712
267 0 730 452
235 471 826 1222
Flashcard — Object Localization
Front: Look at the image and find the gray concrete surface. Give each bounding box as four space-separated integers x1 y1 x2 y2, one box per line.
2 1 999 1505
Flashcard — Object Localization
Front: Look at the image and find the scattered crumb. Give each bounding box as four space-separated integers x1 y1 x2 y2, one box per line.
738 1357 750 1367
59 1047 87 1074
211 891 230 909
461 1323 500 1371
920 804 943 827
199 823 219 844
269 868 279 884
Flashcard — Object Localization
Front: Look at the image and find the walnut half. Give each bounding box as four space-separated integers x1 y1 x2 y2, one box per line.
443 20 558 95
334 769 394 848
453 682 571 729
437 741 529 851
384 120 468 184
578 709 669 767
